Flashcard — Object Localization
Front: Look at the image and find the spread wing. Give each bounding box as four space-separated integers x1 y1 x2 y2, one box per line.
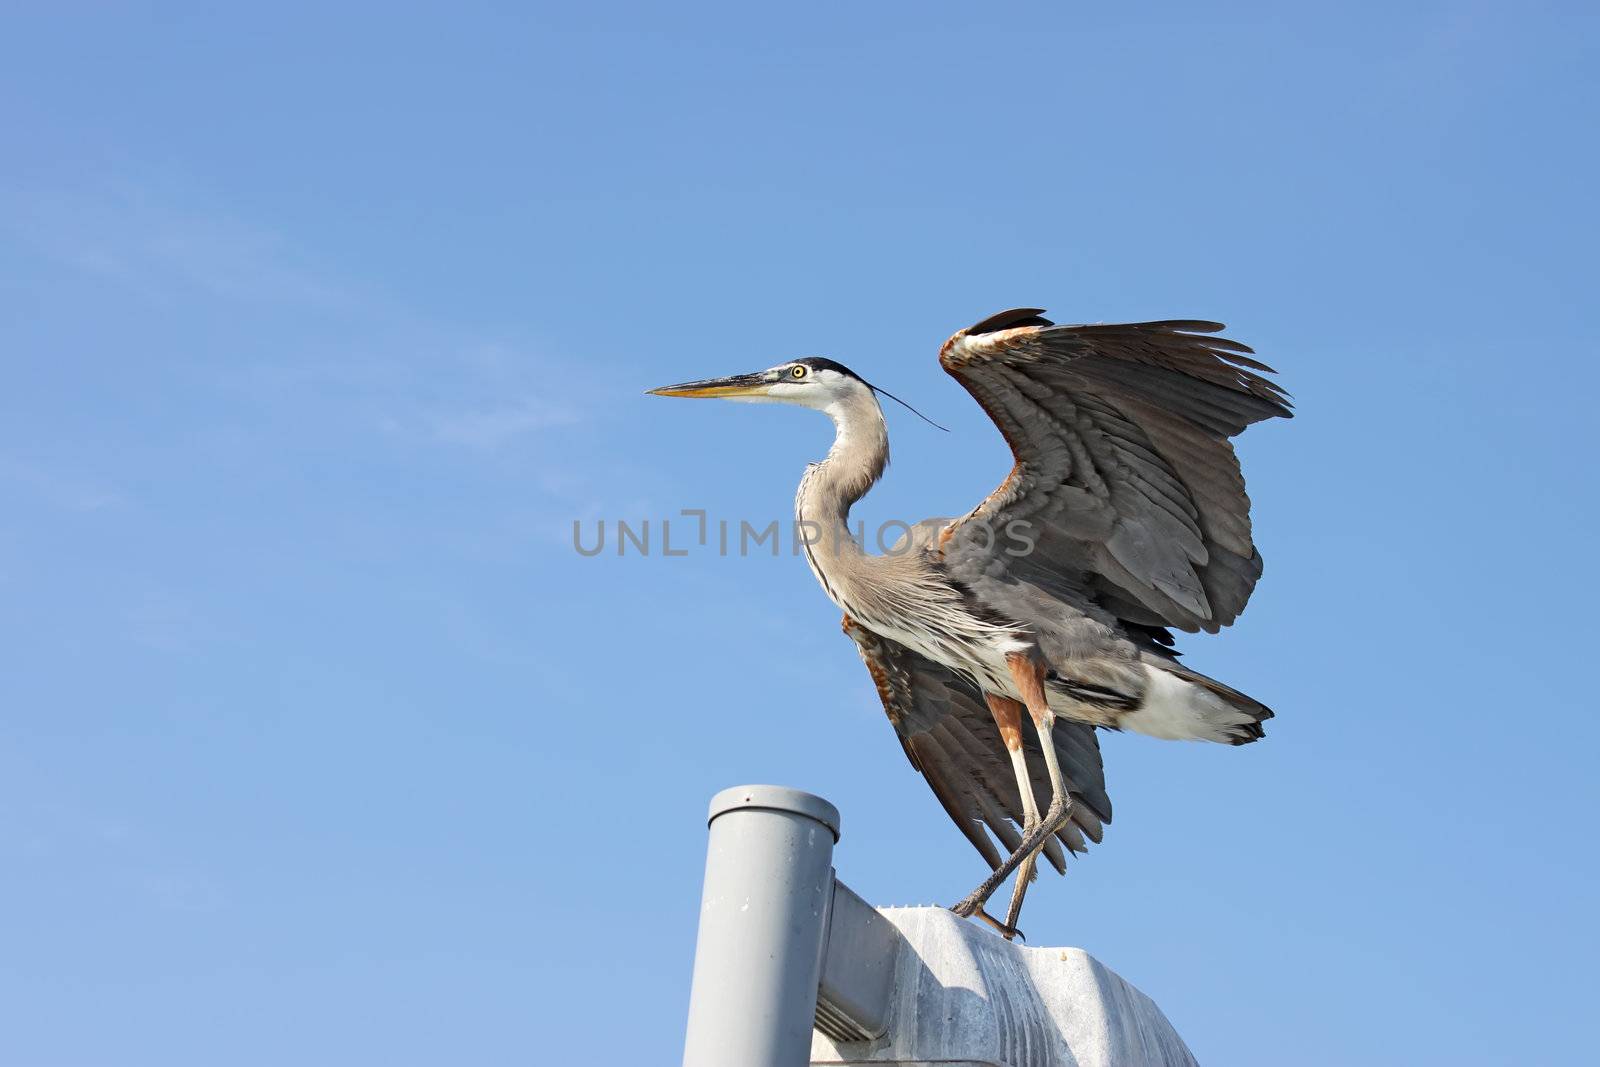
938 309 1292 634
843 616 1111 874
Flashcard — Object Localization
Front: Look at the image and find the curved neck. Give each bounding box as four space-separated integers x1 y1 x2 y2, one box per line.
795 389 888 556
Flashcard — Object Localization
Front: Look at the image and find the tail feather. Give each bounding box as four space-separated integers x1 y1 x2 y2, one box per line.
1120 658 1274 745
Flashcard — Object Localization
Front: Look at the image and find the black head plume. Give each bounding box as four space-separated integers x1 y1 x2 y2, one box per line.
792 356 948 431
868 382 948 432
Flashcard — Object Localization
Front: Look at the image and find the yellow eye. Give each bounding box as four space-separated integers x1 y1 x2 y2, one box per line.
791 365 807 379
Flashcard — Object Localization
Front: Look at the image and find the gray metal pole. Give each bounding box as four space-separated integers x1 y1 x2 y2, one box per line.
682 785 841 1067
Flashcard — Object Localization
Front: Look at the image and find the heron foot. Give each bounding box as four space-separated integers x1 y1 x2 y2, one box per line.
949 794 1076 931
968 907 1026 942
950 864 1016 919
949 892 986 919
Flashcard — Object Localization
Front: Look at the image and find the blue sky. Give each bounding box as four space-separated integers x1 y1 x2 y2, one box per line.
3 3 1597 1064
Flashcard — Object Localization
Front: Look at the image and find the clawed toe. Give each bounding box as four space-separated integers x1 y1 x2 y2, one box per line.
970 908 1026 941
948 900 1027 941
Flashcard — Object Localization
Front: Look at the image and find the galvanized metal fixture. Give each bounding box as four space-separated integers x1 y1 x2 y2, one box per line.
681 786 842 1067
681 785 1200 1067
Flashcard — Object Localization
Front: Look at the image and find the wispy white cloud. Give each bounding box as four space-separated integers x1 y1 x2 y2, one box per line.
423 342 591 446
428 394 581 449
4 173 614 558
5 178 603 454
0 797 224 914
0 179 352 308
0 456 126 512
132 869 224 913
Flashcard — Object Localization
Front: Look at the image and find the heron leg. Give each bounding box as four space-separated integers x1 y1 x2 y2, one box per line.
951 655 1076 933
948 692 1040 936
1005 711 1073 932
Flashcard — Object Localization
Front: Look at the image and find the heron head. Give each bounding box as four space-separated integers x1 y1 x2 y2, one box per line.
648 357 871 411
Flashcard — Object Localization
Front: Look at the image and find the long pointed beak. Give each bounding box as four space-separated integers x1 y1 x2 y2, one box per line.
647 371 773 399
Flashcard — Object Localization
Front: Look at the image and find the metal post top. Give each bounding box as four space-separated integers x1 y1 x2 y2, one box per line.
707 784 841 842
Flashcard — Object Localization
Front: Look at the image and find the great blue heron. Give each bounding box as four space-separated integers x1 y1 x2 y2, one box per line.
650 308 1291 937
